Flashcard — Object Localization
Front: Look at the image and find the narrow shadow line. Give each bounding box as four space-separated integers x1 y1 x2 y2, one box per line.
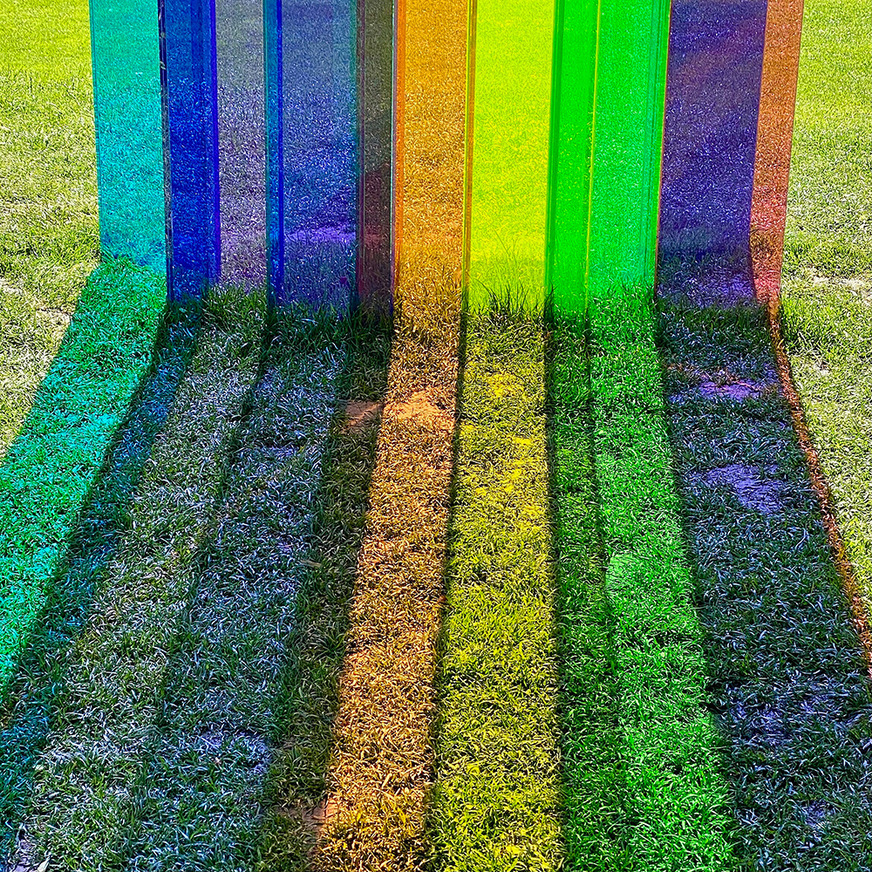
0 297 203 849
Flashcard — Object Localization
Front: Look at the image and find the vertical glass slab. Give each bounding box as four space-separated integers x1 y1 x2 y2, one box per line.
394 0 467 306
750 0 804 306
659 0 769 304
465 0 555 310
358 0 395 312
215 0 267 290
547 0 671 315
90 0 166 273
270 0 359 310
160 0 221 299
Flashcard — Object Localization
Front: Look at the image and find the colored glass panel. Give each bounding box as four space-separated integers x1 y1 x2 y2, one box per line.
659 0 769 303
547 0 671 315
394 0 467 309
160 0 221 299
268 0 359 310
215 0 268 289
465 0 555 310
358 0 395 311
90 0 166 272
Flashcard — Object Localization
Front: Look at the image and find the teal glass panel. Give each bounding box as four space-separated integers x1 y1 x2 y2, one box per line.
89 0 166 272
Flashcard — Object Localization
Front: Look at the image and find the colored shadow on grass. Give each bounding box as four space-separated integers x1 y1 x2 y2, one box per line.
118 314 390 870
297 2 467 862
465 0 554 309
547 299 735 871
9 288 266 872
0 261 165 701
660 297 872 869
427 310 564 870
0 297 200 852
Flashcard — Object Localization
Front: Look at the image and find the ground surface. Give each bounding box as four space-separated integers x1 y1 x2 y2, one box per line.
0 0 98 455
781 0 872 602
1 0 871 870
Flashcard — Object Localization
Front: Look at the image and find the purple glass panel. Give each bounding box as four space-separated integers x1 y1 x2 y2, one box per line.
215 0 267 289
658 0 769 304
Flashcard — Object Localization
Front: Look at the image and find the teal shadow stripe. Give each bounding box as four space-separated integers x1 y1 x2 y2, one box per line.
0 260 166 700
0 272 195 846
658 298 872 869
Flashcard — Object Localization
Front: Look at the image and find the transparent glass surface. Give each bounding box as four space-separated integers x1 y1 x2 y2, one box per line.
394 0 466 309
359 0 394 312
215 0 267 290
268 0 359 310
659 0 769 304
160 0 221 299
547 0 671 315
464 0 555 310
90 0 166 272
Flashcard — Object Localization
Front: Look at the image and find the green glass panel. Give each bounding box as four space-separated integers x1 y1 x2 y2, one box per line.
89 0 166 272
547 0 671 315
465 0 556 310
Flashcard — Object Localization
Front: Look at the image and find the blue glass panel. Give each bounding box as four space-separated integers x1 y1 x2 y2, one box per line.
160 0 221 299
269 0 359 310
215 0 267 289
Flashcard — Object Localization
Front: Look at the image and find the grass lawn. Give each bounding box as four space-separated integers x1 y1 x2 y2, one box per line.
0 0 98 455
780 0 872 604
427 307 563 871
9 289 266 871
660 299 872 870
0 262 165 699
549 297 734 871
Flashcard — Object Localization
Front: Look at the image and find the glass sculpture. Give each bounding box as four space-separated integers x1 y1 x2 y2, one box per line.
547 0 671 314
659 0 769 304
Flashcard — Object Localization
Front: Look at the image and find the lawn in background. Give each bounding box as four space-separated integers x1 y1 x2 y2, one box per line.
781 0 872 601
0 0 98 455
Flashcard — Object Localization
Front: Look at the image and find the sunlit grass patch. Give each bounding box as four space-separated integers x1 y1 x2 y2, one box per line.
427 307 563 872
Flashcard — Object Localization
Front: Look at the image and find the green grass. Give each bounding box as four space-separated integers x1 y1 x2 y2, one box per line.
427 307 563 871
0 0 98 455
0 291 201 850
9 288 266 871
120 314 389 871
780 0 872 605
659 299 872 870
0 261 165 699
548 293 735 871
